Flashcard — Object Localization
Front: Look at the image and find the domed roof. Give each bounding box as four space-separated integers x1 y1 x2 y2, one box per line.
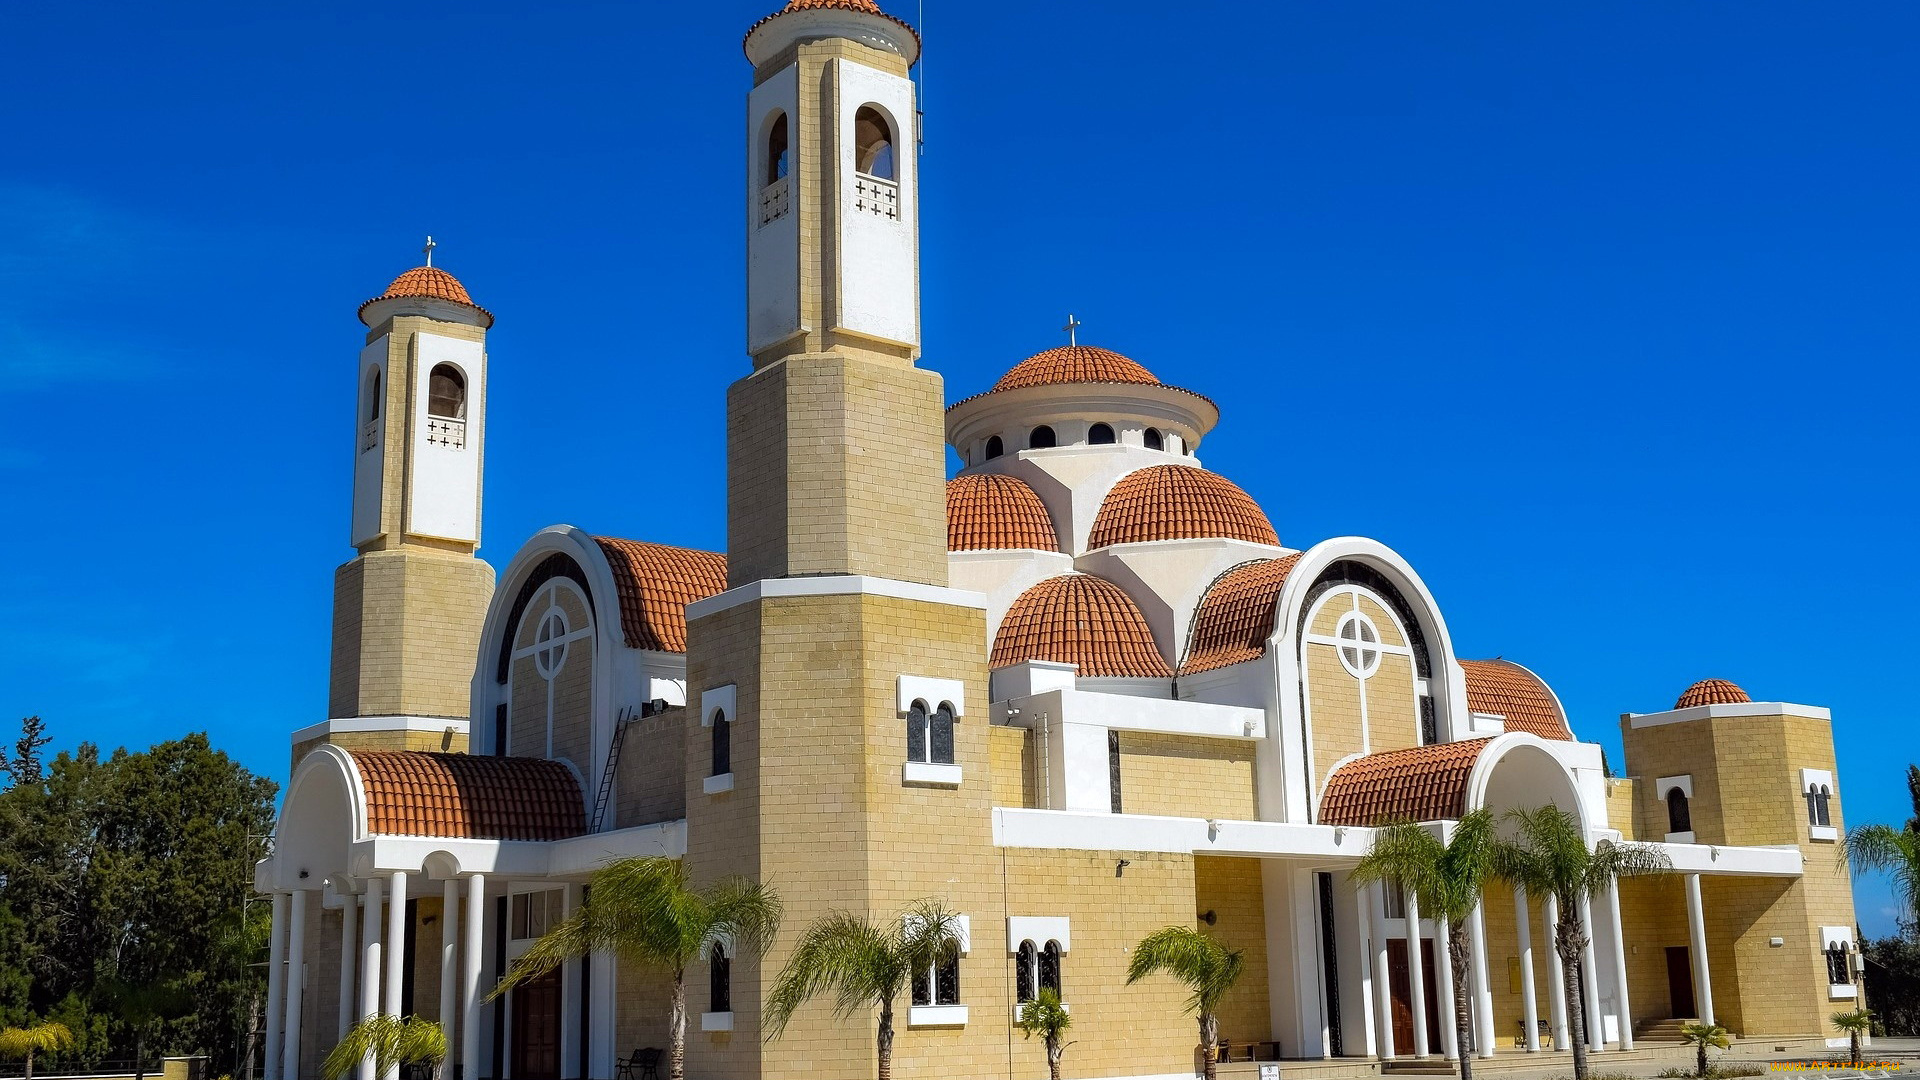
1460 659 1573 741
746 0 918 54
359 265 493 326
947 474 1060 552
992 574 1171 678
1182 554 1305 675
592 537 730 654
1676 679 1751 709
1319 739 1496 827
347 750 585 841
992 345 1161 393
1088 465 1279 550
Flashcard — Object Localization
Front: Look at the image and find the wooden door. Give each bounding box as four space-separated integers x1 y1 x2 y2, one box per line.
1386 940 1443 1053
511 969 562 1079
1666 946 1697 1018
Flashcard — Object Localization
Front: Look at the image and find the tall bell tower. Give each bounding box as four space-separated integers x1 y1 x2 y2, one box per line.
681 4 1003 1077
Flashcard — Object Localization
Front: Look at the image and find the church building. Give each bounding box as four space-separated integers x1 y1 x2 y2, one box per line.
256 3 1864 1078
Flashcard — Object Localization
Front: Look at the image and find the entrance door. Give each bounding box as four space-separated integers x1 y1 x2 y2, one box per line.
511 969 562 1080
1666 946 1697 1018
1386 939 1443 1053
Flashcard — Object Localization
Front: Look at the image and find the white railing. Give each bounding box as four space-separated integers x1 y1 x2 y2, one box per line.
427 416 467 449
760 176 790 226
854 174 899 220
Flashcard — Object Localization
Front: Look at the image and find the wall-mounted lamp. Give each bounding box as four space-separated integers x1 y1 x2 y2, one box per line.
298 869 310 879
1200 910 1217 926
1116 859 1131 878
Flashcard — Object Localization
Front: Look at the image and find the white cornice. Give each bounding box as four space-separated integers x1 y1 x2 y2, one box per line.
1626 702 1831 729
687 575 987 620
291 716 471 745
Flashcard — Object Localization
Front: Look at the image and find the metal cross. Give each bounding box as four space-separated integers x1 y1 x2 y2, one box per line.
1062 314 1082 346
423 236 436 267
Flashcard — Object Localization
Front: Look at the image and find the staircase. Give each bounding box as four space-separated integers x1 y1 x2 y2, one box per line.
1637 1018 1700 1043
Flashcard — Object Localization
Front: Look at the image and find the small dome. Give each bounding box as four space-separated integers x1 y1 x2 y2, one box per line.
947 474 1060 552
1461 659 1573 741
592 537 730 654
992 575 1171 678
1182 554 1305 675
992 345 1161 393
1676 679 1750 709
784 0 883 10
359 265 493 327
1088 465 1278 549
747 0 918 58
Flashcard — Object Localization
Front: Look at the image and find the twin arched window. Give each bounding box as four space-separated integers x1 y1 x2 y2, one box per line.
1806 783 1832 828
766 113 790 186
1666 787 1692 834
1014 939 1063 1003
855 106 895 180
906 699 955 766
429 364 467 420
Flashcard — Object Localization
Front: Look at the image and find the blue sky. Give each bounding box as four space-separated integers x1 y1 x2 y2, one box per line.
2 2 1915 932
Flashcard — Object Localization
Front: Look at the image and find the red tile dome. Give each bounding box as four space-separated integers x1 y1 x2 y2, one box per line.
1181 555 1305 675
783 0 882 10
992 575 1171 678
347 750 585 841
1461 660 1573 741
1676 679 1751 709
992 345 1161 392
947 474 1060 552
359 265 493 326
1319 739 1496 827
1088 465 1278 549
592 537 730 654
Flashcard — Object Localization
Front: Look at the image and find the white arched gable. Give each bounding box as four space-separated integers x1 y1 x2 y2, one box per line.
264 745 368 892
1466 731 1590 836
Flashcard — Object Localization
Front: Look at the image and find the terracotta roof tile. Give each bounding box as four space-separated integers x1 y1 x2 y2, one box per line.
358 265 494 326
1675 678 1750 709
992 345 1160 392
1319 739 1495 826
992 574 1172 678
947 473 1060 552
348 751 585 841
1087 465 1278 550
1460 659 1573 741
746 0 918 51
592 537 729 654
1180 554 1305 675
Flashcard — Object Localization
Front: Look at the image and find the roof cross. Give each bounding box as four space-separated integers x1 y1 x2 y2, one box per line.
1062 313 1082 347
422 235 436 267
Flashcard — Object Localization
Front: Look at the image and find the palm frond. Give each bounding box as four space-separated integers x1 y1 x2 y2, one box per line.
896 899 966 975
322 1015 445 1080
1015 987 1073 1040
0 1024 75 1059
702 875 784 959
1680 1022 1729 1049
764 912 901 1038
1126 925 1243 1016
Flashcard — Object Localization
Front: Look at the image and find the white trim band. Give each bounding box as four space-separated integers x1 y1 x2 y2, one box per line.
687 576 988 620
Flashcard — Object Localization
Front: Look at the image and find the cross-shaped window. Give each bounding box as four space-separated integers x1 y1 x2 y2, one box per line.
1336 610 1382 679
534 608 569 679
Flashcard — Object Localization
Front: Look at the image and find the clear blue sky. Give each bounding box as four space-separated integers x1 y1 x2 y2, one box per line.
3 2 1915 932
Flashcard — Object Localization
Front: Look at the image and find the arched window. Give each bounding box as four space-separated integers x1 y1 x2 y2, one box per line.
905 700 954 766
1088 423 1116 445
985 435 1004 460
1813 784 1832 828
366 369 382 422
1039 940 1063 997
855 106 895 180
1143 427 1163 451
710 942 732 1013
767 112 790 186
712 709 731 777
906 699 928 764
1028 425 1056 450
1015 940 1037 1003
1666 787 1692 834
1826 943 1850 986
428 364 467 419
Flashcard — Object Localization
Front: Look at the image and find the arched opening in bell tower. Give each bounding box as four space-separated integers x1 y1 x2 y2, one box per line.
854 106 895 180
766 112 790 186
429 363 468 419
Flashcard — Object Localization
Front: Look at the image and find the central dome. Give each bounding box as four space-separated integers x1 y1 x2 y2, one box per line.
992 345 1161 393
1088 465 1278 549
992 574 1171 677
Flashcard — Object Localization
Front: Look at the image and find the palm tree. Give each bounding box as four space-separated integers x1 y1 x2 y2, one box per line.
490 856 780 1080
1350 810 1498 1080
1125 925 1245 1080
1841 824 1920 934
1014 987 1073 1080
1830 1010 1872 1067
1680 1022 1729 1077
321 1015 447 1080
764 899 966 1080
0 1021 75 1080
1493 805 1672 1080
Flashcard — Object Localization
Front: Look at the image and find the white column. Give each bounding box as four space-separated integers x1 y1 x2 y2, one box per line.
282 890 309 1080
1544 892 1569 1053
1685 874 1715 1025
462 874 487 1080
383 871 409 1080
338 893 360 1042
1579 894 1603 1052
358 876 385 1080
1355 882 1379 1059
1606 882 1634 1050
1370 884 1396 1060
1433 913 1458 1061
560 885 582 1079
264 893 288 1080
1405 890 1430 1058
440 879 461 1073
1470 904 1495 1058
1515 888 1540 1052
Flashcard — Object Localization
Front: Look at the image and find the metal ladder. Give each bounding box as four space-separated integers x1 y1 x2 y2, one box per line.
590 701 667 832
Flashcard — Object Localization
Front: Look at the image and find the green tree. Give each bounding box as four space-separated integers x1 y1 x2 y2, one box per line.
321 1015 447 1080
1842 825 1920 935
0 1020 75 1080
1680 1022 1729 1077
5 717 50 784
100 979 190 1080
1124 925 1244 1080
1014 987 1073 1080
491 856 779 1080
1350 810 1498 1080
1830 1010 1872 1067
1493 805 1672 1080
765 900 966 1080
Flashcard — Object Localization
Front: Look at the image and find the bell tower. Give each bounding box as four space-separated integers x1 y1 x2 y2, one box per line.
321 247 497 739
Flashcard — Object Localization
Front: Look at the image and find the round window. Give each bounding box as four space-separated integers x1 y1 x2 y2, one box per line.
534 608 569 679
1336 610 1382 679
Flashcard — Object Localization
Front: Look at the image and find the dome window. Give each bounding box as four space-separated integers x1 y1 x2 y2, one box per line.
1089 422 1116 445
1143 427 1163 451
854 106 895 180
1028 425 1056 450
985 435 1004 460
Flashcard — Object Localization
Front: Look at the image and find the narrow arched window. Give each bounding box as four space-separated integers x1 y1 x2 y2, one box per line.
906 699 929 764
366 369 382 422
855 106 895 180
929 702 955 766
710 942 731 1013
985 435 1004 460
767 112 790 186
1143 427 1163 451
711 709 731 777
1666 788 1691 834
1815 784 1832 828
428 364 467 419
1029 425 1056 450
1039 940 1063 997
1088 423 1116 445
1016 940 1037 1002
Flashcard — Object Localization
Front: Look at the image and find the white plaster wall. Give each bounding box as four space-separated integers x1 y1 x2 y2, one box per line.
350 338 388 548
1079 538 1288 669
835 58 917 348
949 548 1075 647
746 64 801 353
407 333 484 544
